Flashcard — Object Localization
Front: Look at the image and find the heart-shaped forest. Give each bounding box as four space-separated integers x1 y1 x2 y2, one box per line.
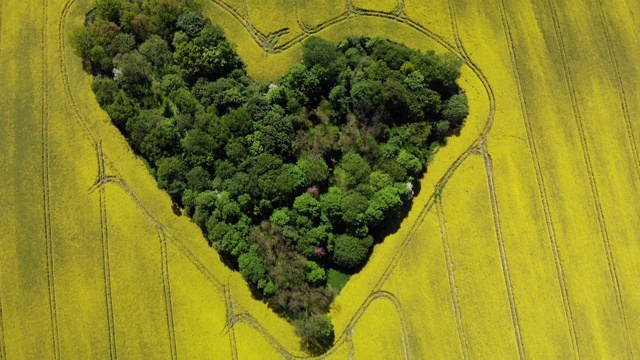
71 0 468 354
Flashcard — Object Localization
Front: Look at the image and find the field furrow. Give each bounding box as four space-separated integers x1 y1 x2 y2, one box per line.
233 322 288 359
219 0 249 18
592 0 640 179
482 148 525 360
495 0 579 356
47 60 110 358
442 155 519 359
167 242 231 360
224 286 239 360
436 198 469 360
244 0 303 47
502 0 633 356
594 0 640 352
545 2 624 334
105 185 173 358
351 296 407 359
382 208 465 359
450 2 579 355
404 0 454 44
294 0 346 30
552 1 640 358
0 294 4 360
350 0 399 14
40 1 61 358
158 228 178 360
0 1 55 358
97 146 117 360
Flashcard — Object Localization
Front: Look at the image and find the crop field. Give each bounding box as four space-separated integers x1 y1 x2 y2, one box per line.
0 0 639 358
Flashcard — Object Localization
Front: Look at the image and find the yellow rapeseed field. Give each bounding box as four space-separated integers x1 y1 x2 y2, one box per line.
350 0 398 14
295 0 345 29
0 0 639 358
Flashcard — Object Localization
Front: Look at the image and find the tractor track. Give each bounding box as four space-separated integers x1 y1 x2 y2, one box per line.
436 198 469 360
223 286 238 360
480 145 525 360
230 289 410 359
593 0 640 180
102 172 225 293
450 2 527 357
496 0 579 357
346 328 355 360
545 1 632 357
61 0 225 294
0 286 4 360
59 0 99 152
157 227 178 360
41 1 61 358
97 144 118 360
61 0 501 357
208 0 285 51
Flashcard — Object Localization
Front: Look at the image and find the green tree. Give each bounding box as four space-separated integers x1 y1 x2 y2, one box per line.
332 234 372 269
108 33 136 56
92 78 119 107
95 0 123 24
140 118 178 163
181 128 218 166
305 261 326 284
369 171 393 192
293 192 321 219
89 45 112 74
90 19 122 48
176 11 207 38
340 191 368 225
238 244 266 285
404 70 424 91
295 314 334 355
125 109 162 150
396 150 422 175
70 28 94 68
297 225 330 258
302 36 337 69
297 154 329 185
270 208 290 227
117 51 153 97
170 88 200 114
285 63 320 106
156 156 187 200
334 153 371 189
186 166 211 192
320 187 343 222
138 34 171 69
365 185 405 227
442 92 469 126
105 89 138 129
129 12 151 41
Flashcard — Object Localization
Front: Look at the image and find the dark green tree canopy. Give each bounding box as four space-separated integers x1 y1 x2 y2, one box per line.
73 4 468 352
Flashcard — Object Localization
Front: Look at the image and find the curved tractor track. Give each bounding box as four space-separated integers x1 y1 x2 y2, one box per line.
203 0 506 358
59 0 506 357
